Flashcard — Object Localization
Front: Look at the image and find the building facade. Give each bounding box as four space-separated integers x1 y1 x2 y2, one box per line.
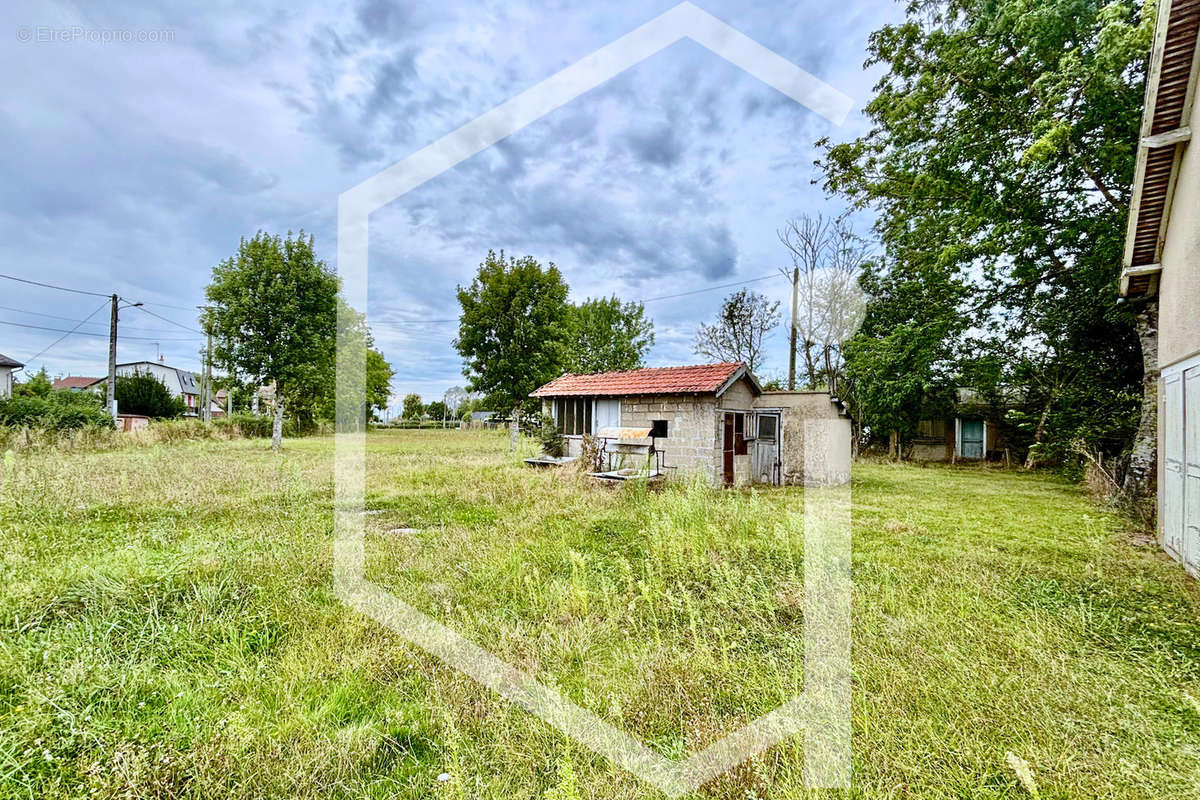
1118 0 1200 578
532 362 850 487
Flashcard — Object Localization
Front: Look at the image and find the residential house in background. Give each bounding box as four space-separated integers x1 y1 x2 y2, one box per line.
910 389 1011 462
52 376 102 392
87 360 216 418
1118 0 1200 578
531 362 850 487
0 354 23 398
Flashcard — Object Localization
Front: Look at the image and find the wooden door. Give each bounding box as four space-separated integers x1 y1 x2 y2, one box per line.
722 413 734 486
1164 372 1184 562
959 419 984 459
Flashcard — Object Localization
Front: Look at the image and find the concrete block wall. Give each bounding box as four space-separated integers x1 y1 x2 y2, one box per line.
620 394 720 483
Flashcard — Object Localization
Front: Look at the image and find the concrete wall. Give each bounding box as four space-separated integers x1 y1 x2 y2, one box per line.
1158 93 1200 370
621 393 721 483
755 391 848 486
0 367 13 398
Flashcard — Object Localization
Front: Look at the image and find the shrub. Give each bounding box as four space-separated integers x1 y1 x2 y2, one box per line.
533 413 563 457
214 413 274 438
0 391 113 431
111 372 187 419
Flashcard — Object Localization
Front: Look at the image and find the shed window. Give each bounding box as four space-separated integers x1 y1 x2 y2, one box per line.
757 414 777 440
555 398 592 436
650 419 668 438
734 413 748 455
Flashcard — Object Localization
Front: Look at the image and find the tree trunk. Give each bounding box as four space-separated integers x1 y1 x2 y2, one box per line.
889 430 899 460
510 406 520 451
271 396 284 451
1122 300 1159 501
1023 394 1055 469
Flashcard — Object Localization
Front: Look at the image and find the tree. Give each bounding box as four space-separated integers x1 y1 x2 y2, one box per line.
114 372 186 419
567 297 654 373
778 215 870 390
693 289 781 374
819 0 1153 478
365 349 394 422
426 400 448 422
402 393 424 420
454 250 571 439
442 386 468 419
14 368 52 398
205 231 340 450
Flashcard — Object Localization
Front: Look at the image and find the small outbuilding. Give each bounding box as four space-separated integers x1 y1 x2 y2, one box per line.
0 354 23 398
531 362 850 487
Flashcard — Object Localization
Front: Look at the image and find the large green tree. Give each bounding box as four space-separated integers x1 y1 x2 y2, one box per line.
365 348 394 422
820 0 1154 475
454 250 571 418
567 296 654 374
205 231 340 450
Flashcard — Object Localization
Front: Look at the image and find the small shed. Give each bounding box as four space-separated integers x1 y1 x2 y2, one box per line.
531 362 850 487
0 354 23 398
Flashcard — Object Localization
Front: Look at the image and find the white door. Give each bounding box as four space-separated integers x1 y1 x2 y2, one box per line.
1163 372 1185 561
594 399 620 433
1184 366 1200 577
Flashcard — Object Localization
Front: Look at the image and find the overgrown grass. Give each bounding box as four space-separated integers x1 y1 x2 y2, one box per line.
1 430 1197 798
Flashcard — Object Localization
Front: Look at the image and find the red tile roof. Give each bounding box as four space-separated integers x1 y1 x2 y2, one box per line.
531 362 747 397
52 376 101 390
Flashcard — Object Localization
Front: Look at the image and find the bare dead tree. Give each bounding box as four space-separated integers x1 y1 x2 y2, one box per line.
778 214 834 389
778 215 869 391
693 288 781 374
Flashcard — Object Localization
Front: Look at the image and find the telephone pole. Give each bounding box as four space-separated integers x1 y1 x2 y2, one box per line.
107 294 118 419
779 266 799 390
106 295 144 420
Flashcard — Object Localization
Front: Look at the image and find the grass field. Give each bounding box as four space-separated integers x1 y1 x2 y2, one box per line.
2 429 1199 799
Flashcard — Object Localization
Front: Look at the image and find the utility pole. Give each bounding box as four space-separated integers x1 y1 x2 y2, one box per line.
107 294 118 420
202 331 213 422
788 265 799 391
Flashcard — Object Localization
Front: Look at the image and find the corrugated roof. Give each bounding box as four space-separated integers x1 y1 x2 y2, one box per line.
1120 0 1199 296
531 362 747 397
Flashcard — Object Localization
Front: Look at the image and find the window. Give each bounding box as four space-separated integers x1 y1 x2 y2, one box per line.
554 397 592 436
757 414 777 440
650 419 668 438
594 398 621 431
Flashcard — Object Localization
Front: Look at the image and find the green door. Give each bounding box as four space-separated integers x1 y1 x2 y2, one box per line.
960 419 984 459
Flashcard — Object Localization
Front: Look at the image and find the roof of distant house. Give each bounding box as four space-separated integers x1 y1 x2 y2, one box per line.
531 362 757 398
0 353 24 368
52 376 102 390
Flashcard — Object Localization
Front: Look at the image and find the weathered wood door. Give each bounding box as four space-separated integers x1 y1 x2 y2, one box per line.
1184 366 1200 576
722 413 734 486
752 412 780 485
959 419 984 459
1164 372 1185 562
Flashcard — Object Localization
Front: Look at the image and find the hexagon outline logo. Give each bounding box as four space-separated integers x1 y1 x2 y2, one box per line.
335 3 852 795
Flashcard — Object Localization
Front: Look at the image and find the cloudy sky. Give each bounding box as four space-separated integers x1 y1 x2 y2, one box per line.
1 0 899 411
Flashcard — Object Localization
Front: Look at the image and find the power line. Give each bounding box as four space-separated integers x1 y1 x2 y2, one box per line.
1 319 200 341
639 273 778 303
0 305 196 337
0 272 110 298
20 300 111 365
123 301 205 335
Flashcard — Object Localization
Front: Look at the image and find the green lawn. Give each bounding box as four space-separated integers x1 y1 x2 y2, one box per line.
2 430 1198 798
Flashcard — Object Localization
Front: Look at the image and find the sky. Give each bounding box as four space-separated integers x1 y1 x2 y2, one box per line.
1 0 901 414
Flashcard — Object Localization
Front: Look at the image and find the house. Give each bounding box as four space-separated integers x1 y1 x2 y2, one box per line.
531 362 850 487
0 354 23 398
911 389 1011 462
1118 0 1200 577
87 361 207 417
52 376 102 392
